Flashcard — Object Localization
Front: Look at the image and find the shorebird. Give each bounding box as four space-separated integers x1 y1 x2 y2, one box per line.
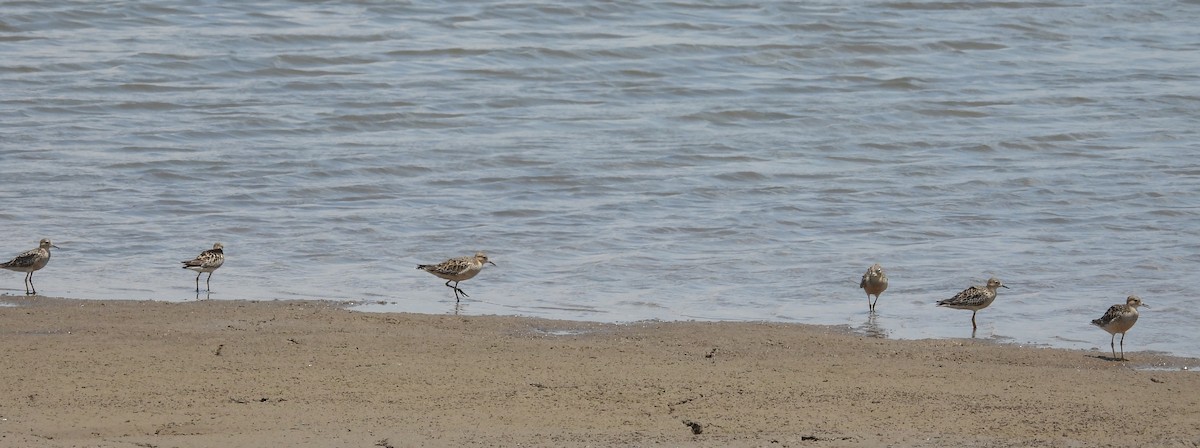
1092 295 1146 361
1 238 59 295
182 243 224 292
937 277 1008 330
417 252 495 302
860 263 888 312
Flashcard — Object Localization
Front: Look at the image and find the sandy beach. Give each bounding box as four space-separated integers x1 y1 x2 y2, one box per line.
0 297 1196 447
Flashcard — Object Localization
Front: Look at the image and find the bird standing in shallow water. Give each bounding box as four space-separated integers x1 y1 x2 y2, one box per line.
182 243 224 293
860 263 888 313
1092 295 1146 361
1 238 58 295
937 277 1008 330
417 252 495 302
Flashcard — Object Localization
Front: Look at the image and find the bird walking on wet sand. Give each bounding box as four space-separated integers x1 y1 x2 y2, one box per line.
1 238 59 295
417 252 495 303
1092 295 1146 361
860 263 888 313
182 243 224 293
937 277 1008 330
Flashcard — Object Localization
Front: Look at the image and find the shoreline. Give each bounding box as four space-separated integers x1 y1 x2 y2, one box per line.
1 296 1197 447
8 291 1196 360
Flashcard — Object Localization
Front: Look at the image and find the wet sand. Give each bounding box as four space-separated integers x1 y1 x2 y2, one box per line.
0 296 1197 447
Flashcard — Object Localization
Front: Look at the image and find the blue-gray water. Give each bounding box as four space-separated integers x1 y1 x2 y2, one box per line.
2 1 1198 358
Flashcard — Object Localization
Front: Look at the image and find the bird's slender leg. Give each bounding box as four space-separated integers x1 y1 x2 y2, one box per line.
1110 334 1117 360
1119 333 1126 361
195 272 202 293
207 272 214 292
26 272 35 295
971 311 978 330
867 295 873 312
444 280 469 302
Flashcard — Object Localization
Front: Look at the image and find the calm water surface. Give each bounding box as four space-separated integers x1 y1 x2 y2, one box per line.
2 1 1199 358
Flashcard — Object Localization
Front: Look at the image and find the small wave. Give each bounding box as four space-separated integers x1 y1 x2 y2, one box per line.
884 1 1070 10
935 40 1009 51
678 109 799 125
915 109 990 118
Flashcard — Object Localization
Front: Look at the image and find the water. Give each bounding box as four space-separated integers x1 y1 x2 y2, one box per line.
2 0 1199 358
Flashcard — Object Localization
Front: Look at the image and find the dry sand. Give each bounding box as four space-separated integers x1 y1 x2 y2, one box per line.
0 296 1197 447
